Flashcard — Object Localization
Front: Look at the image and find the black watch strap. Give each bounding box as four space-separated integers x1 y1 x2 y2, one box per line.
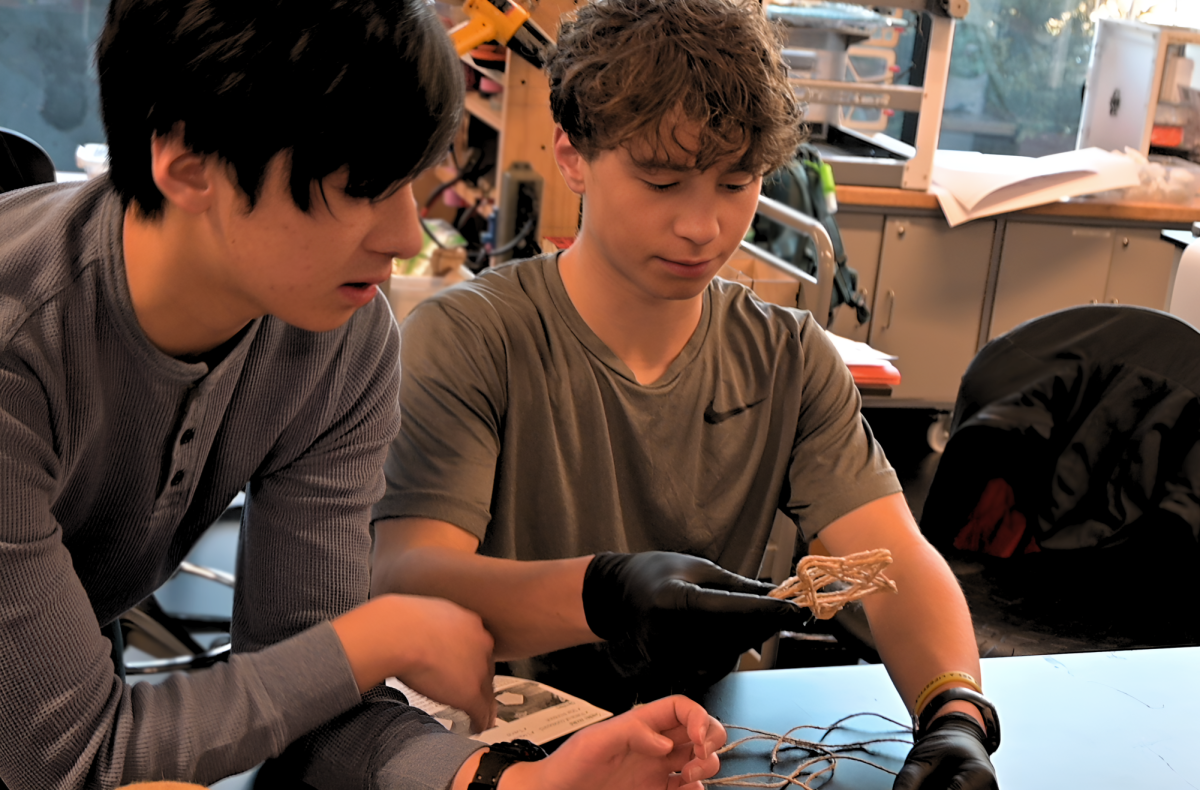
914 687 1001 755
468 739 548 790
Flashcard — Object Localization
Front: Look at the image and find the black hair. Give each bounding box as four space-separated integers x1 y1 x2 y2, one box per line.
97 0 464 217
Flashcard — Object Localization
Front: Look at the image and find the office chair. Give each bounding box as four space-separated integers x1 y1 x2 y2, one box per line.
121 560 235 675
119 501 240 675
920 304 1200 656
0 128 56 192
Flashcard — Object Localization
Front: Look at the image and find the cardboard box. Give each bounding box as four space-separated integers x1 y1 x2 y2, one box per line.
719 256 808 311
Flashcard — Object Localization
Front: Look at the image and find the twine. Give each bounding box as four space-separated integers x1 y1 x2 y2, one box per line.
767 549 898 620
705 713 913 788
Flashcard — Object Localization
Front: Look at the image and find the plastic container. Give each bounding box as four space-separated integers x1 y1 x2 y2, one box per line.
1089 149 1200 204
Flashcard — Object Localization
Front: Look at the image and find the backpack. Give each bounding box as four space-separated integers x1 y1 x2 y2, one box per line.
752 144 870 326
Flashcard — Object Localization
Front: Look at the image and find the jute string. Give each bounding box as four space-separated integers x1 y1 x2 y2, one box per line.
767 548 897 620
703 550 906 785
704 713 913 788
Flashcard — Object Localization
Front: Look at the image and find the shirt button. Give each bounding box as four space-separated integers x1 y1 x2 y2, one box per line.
180 429 195 445
170 470 185 486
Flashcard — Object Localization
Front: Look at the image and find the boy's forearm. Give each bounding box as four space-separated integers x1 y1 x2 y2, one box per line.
860 542 984 724
818 495 984 724
371 539 598 660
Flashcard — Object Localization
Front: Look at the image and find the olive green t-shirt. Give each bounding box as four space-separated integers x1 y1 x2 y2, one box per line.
377 252 898 576
375 253 900 707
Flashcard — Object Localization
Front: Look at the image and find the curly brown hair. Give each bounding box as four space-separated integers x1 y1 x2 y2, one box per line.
547 0 803 174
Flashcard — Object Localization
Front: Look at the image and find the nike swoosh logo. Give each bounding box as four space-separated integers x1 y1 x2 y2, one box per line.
704 397 766 425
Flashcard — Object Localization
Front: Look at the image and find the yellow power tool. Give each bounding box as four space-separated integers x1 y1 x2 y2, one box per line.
449 0 556 70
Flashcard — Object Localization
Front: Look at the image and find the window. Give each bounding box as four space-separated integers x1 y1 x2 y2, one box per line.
0 0 108 174
851 0 1200 156
3 1 1199 172
940 0 1200 155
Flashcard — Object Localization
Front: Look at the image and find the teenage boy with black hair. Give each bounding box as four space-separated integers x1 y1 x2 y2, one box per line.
372 0 1001 787
0 0 727 787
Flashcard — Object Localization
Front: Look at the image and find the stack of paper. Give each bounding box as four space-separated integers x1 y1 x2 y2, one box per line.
930 147 1143 227
828 333 901 388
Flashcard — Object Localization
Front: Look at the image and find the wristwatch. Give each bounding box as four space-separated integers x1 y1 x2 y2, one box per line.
913 687 1001 755
468 739 548 790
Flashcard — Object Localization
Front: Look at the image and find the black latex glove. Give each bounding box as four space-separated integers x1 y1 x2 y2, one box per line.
582 551 812 689
893 713 999 790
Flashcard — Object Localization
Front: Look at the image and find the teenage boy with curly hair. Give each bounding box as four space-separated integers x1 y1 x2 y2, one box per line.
372 0 1000 787
0 0 728 787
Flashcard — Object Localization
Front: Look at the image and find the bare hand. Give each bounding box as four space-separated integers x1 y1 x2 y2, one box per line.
511 695 726 790
332 594 497 732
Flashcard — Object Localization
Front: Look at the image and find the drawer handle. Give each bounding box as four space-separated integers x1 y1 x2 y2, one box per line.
885 290 896 330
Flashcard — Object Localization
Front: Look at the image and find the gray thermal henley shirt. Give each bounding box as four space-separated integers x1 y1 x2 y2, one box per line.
0 177 482 789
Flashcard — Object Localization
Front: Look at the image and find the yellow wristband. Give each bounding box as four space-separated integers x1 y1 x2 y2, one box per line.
914 671 982 715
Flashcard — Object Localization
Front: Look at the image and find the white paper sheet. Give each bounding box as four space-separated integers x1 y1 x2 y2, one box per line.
827 332 898 364
385 675 613 746
930 148 1142 227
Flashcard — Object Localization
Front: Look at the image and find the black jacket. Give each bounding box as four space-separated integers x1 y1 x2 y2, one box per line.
922 305 1200 554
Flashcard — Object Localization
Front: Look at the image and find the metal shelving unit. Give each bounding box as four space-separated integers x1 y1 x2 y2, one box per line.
772 0 968 191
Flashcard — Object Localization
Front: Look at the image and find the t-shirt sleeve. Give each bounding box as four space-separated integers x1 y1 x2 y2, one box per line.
373 294 508 541
782 314 902 541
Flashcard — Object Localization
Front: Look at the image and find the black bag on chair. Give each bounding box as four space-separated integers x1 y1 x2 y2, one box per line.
752 144 870 327
921 305 1200 652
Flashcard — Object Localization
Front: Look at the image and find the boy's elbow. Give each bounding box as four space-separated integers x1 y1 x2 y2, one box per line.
370 516 480 597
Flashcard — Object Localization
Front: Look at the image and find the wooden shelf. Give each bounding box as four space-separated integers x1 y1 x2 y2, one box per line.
464 92 503 131
441 0 582 242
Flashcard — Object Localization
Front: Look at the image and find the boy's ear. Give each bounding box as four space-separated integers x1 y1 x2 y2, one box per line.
552 126 587 196
149 128 217 215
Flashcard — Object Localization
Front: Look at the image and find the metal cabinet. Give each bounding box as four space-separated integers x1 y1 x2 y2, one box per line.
1105 227 1179 309
867 217 995 406
831 195 1189 413
988 223 1115 340
988 222 1178 340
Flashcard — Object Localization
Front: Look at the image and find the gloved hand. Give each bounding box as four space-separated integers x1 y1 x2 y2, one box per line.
582 551 812 690
893 713 999 790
